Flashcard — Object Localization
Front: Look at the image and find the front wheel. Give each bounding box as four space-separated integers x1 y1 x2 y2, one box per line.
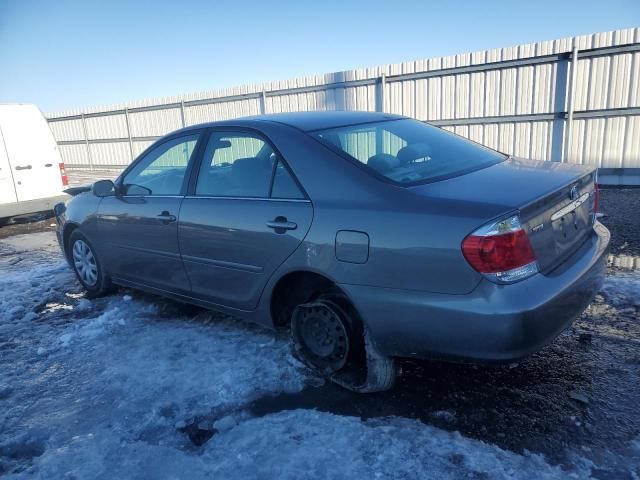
291 295 397 393
68 230 112 297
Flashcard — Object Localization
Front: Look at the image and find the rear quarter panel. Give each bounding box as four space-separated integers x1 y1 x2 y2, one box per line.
254 123 487 295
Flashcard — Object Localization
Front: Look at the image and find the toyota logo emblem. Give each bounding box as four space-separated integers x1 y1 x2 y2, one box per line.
569 185 579 200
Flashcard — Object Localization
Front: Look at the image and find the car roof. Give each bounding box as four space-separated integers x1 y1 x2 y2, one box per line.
177 111 406 134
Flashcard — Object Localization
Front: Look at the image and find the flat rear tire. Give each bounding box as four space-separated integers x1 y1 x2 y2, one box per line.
291 295 397 393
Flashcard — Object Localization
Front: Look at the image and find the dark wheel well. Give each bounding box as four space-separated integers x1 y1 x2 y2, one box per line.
62 223 79 259
270 271 344 328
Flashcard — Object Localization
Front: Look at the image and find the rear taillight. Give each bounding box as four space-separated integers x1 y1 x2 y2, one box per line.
59 162 69 186
592 182 599 213
462 214 538 284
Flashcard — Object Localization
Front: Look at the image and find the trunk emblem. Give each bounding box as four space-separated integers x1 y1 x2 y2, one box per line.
569 185 579 200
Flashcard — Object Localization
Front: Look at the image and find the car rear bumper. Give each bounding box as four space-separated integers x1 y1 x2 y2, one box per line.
339 222 610 362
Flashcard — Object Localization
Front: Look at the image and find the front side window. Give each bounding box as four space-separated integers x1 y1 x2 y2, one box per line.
312 119 506 185
123 134 199 195
196 131 304 199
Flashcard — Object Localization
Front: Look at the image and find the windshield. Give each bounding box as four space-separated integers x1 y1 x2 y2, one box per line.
312 119 507 185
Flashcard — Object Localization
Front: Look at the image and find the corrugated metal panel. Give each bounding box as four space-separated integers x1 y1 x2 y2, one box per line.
603 116 626 167
89 142 131 167
132 140 155 158
483 124 499 151
85 114 128 140
567 119 586 164
49 118 84 142
533 63 554 113
185 98 261 125
129 108 182 137
46 28 640 174
58 144 88 166
498 123 515 153
582 118 607 167
623 116 640 168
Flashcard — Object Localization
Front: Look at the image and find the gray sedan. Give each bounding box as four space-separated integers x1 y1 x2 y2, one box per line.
54 111 609 392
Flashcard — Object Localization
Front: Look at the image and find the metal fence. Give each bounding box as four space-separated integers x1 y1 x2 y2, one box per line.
46 28 640 181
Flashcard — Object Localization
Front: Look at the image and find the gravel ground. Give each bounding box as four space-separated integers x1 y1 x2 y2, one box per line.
0 188 638 478
599 189 640 257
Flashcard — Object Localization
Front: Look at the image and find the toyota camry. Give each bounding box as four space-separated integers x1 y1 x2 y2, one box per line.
54 111 609 392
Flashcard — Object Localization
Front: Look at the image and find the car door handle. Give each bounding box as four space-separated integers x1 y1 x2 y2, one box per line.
266 217 297 232
15 165 32 170
157 211 177 223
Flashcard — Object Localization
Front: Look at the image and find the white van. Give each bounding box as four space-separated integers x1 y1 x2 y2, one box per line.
0 104 69 220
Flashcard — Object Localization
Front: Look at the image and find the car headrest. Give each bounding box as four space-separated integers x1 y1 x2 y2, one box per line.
367 153 401 174
231 157 272 190
232 157 260 174
397 143 433 164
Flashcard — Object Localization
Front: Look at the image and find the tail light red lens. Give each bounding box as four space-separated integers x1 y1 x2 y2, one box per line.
462 214 538 284
592 182 599 213
59 162 69 186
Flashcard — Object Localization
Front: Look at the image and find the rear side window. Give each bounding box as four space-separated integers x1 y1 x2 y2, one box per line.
271 161 305 199
312 119 506 185
196 132 273 197
196 131 305 199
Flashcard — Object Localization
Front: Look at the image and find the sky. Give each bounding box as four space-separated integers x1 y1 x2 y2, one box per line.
0 0 638 114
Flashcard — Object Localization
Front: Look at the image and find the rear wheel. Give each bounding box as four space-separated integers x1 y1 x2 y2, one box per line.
68 230 112 297
291 295 397 393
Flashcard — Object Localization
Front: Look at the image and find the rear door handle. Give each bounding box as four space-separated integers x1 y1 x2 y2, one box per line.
266 216 297 232
15 165 32 170
157 211 177 223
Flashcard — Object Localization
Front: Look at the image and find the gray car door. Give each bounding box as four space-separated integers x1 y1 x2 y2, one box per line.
96 133 201 293
178 129 313 310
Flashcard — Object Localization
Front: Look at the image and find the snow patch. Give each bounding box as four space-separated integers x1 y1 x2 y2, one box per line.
2 231 638 478
202 411 591 479
600 273 640 307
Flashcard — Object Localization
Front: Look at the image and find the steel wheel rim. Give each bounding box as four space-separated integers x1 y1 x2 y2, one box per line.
72 239 98 286
294 302 349 373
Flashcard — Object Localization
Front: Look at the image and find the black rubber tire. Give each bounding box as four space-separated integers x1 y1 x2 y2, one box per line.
291 294 397 393
67 230 112 297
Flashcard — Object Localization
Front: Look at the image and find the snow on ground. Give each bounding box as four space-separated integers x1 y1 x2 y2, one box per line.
0 231 637 479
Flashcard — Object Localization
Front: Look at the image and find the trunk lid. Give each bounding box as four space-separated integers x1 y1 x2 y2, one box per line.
411 157 597 273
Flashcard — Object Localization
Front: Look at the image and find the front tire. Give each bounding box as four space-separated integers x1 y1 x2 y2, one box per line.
68 230 112 297
291 295 397 393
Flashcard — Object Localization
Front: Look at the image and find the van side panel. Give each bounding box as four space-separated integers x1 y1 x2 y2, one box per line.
0 125 18 205
0 104 64 202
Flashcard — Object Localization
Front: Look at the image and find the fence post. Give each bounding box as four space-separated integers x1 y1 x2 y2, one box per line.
124 107 134 163
260 91 267 114
80 113 93 171
376 73 386 113
550 53 570 162
180 100 186 127
563 45 579 163
376 74 386 154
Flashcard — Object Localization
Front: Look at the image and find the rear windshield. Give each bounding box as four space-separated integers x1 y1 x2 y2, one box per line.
311 119 507 185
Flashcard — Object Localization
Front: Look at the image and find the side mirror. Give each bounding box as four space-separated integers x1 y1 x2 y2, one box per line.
92 179 116 197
